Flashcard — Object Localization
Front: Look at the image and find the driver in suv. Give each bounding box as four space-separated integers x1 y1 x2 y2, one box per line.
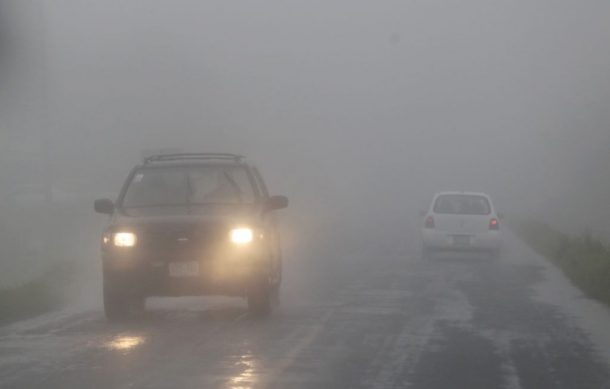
94 153 288 319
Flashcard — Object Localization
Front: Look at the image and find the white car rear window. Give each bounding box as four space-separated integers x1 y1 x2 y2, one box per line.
433 195 491 215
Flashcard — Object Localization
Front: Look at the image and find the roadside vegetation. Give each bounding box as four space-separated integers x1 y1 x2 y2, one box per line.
0 201 97 325
0 261 78 324
514 220 610 306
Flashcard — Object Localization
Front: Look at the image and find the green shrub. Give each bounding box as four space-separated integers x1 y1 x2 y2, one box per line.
0 261 78 324
514 221 610 306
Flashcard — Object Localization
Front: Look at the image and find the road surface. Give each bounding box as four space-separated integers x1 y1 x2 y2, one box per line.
1 232 610 388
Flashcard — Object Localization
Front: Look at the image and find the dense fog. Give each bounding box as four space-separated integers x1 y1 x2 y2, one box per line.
1 1 609 287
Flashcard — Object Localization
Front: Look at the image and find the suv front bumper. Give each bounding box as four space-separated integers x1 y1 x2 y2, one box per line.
102 246 270 297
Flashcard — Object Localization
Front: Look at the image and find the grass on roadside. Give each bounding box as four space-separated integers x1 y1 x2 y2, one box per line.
0 261 77 324
514 220 610 306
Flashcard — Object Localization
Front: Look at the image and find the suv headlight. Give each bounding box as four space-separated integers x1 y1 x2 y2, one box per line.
113 232 137 247
230 228 254 245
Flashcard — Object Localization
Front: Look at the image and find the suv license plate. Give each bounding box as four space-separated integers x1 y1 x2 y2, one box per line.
169 261 200 277
453 235 471 246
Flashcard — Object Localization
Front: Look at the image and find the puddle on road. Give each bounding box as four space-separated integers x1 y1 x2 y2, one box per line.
228 351 260 389
104 335 146 353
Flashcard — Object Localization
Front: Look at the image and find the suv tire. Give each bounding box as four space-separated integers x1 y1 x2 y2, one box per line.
247 282 272 316
103 285 130 321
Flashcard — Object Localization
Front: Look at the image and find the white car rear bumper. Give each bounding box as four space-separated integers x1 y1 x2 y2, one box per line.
421 229 502 251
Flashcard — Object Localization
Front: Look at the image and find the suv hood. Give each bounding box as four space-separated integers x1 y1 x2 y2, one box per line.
110 204 262 229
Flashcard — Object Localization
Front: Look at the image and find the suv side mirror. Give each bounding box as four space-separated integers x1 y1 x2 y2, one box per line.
94 199 115 215
266 195 288 211
497 212 505 220
419 210 427 217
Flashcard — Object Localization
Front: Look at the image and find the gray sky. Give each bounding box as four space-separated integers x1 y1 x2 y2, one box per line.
4 1 610 239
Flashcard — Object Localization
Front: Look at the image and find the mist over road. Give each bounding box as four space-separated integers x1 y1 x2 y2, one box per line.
1 232 609 389
2 2 610 388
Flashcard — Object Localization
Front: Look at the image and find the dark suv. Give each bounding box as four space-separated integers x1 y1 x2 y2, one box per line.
94 153 288 319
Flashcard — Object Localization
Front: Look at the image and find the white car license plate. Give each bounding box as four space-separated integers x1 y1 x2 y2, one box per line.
453 235 471 246
169 261 200 277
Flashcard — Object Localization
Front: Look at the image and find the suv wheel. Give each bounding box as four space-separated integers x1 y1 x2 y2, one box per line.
103 276 145 321
247 282 272 316
103 286 130 321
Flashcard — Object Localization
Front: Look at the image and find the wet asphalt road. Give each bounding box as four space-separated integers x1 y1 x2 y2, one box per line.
1 233 610 389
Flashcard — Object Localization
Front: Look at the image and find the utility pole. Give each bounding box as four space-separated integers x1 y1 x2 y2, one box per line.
37 0 53 205
35 0 55 264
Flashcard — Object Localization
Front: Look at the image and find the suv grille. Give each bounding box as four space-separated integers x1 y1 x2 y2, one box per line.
138 223 226 259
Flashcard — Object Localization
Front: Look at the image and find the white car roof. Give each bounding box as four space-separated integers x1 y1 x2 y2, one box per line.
434 191 491 198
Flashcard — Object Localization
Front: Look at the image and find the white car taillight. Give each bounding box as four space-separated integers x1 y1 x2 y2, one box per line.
425 215 435 229
489 218 499 230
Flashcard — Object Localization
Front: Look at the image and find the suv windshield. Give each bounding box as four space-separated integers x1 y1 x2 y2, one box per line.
121 165 255 208
433 194 491 215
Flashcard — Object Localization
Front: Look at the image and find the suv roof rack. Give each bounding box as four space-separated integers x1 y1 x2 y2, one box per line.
143 153 246 164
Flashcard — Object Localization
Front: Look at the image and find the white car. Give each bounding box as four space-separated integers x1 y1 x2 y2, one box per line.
421 191 502 259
